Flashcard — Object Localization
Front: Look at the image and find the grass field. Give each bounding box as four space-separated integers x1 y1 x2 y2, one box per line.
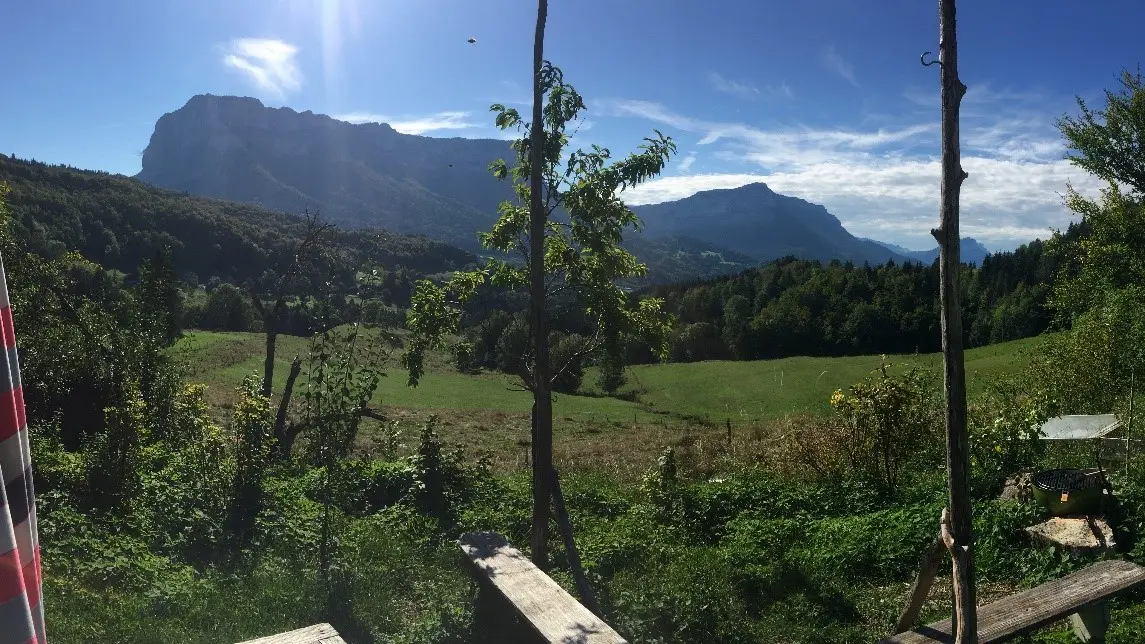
172 330 1048 477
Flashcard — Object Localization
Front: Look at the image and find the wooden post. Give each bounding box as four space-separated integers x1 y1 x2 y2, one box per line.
551 468 602 616
893 534 945 633
528 0 553 569
931 0 977 641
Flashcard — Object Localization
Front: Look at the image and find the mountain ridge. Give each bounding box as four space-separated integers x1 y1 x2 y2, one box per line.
137 95 1016 277
866 237 991 265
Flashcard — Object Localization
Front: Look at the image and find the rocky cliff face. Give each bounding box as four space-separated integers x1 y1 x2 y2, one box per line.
137 94 513 247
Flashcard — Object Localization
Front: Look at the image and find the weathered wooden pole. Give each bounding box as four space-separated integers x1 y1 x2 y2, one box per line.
931 0 977 641
528 0 553 569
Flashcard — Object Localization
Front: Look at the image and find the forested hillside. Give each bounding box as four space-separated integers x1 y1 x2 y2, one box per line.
0 154 478 286
640 235 1068 361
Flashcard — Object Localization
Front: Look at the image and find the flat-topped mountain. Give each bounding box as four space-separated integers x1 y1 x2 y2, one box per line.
137 94 513 248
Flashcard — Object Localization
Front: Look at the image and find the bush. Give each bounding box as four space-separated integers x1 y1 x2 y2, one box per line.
199 283 260 332
829 360 942 491
669 322 723 362
968 376 1049 485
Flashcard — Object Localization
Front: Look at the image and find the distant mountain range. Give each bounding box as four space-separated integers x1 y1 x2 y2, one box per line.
136 94 997 282
867 238 991 266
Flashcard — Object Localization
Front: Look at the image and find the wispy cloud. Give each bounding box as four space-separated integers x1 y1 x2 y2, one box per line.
677 153 697 172
708 72 760 100
221 38 302 99
604 99 935 167
333 111 476 135
767 82 795 100
606 93 1103 249
821 45 858 87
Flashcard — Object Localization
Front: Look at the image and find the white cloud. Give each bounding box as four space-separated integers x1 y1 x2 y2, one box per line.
222 38 302 98
608 94 1105 249
708 72 760 100
822 45 858 87
676 153 696 172
333 111 476 135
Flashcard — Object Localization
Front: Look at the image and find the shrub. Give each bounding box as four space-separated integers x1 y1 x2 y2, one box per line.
968 376 1049 484
829 360 942 491
200 283 259 332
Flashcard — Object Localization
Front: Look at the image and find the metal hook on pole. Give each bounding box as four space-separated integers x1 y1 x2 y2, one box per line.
921 51 942 67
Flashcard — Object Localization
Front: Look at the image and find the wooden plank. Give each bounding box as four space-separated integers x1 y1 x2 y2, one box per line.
236 623 346 644
882 560 1145 643
459 531 628 644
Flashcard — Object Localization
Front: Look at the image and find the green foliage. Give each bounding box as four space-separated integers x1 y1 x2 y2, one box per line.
302 323 389 466
226 374 275 553
609 546 756 644
549 332 586 393
968 377 1049 481
1050 187 1145 322
1057 68 1145 195
641 249 1060 363
669 322 724 362
199 283 260 332
1036 285 1145 414
404 63 676 390
828 360 941 490
595 346 627 394
0 155 477 298
83 383 148 510
136 247 184 344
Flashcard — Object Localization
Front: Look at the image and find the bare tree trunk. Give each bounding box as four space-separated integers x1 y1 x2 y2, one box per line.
273 356 303 460
893 533 945 633
528 0 552 569
931 0 976 641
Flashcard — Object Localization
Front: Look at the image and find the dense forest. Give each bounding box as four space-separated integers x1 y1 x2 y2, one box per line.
0 155 477 287
447 229 1080 380
642 233 1071 361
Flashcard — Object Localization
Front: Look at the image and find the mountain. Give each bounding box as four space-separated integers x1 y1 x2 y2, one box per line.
868 238 991 266
631 183 909 265
136 95 943 276
137 94 513 249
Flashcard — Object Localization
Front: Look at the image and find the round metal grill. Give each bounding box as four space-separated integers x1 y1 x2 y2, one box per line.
1032 468 1103 493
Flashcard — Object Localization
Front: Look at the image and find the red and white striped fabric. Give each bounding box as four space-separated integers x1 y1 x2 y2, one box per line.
0 255 45 644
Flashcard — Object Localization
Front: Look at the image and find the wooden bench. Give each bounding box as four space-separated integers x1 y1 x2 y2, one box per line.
883 559 1145 643
235 623 346 644
459 531 627 644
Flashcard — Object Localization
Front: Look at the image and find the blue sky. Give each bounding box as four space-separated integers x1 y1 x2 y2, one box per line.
1 0 1141 249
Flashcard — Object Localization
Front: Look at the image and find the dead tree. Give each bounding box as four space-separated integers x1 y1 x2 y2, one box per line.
248 210 333 400
930 0 977 640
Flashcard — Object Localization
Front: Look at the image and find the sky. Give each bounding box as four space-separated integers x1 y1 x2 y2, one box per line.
1 0 1142 251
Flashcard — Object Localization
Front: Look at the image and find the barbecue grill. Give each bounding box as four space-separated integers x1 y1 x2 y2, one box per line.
1031 468 1105 516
